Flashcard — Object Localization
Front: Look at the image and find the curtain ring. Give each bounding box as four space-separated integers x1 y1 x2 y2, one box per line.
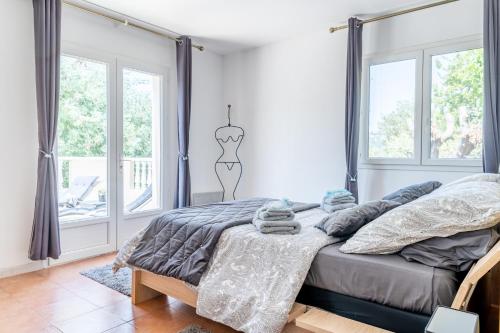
179 153 189 161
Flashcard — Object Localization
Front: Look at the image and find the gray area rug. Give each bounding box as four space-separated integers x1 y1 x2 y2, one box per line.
81 266 212 333
178 325 212 333
80 264 132 296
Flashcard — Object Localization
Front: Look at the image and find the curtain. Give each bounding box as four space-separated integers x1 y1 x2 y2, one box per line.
29 0 62 260
174 36 192 208
344 17 363 202
483 0 500 173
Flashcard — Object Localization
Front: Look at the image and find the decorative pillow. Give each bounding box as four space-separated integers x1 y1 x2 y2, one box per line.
316 200 401 237
340 174 500 254
400 228 499 272
383 181 442 204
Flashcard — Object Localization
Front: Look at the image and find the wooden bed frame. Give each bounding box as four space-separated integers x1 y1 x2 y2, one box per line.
131 240 500 331
131 268 307 323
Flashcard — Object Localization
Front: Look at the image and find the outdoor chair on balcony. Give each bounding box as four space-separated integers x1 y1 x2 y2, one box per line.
59 176 103 217
59 175 99 207
125 184 152 213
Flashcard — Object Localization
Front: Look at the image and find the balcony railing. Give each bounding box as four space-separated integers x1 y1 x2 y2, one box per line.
124 157 153 190
58 156 153 191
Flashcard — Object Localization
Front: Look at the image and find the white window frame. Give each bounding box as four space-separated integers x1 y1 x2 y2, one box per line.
421 39 483 167
361 36 483 170
57 45 117 226
57 41 170 226
360 50 423 166
116 58 168 220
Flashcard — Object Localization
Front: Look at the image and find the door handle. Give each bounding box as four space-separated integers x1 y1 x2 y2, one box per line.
119 158 132 170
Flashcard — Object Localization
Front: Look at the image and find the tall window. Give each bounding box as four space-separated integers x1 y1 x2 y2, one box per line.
429 48 483 160
368 59 416 160
363 40 484 167
122 68 162 213
57 55 109 222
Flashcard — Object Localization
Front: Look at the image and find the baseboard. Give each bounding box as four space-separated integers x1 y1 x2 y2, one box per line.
0 260 48 278
48 245 115 266
0 247 116 278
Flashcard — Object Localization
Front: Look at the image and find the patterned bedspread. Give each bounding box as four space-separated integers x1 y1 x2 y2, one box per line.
196 208 339 333
113 204 337 333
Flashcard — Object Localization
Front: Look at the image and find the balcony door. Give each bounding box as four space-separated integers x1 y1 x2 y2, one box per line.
53 46 167 263
116 60 167 245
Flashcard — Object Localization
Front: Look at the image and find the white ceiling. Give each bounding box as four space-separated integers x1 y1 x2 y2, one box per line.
81 0 440 54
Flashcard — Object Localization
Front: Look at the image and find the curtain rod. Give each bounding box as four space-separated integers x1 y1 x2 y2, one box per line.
329 0 459 33
62 0 204 51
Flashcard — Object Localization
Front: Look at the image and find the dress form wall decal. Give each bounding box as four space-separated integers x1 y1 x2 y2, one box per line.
215 105 244 201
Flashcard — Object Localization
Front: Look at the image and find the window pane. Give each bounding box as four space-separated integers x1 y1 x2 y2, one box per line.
122 68 161 213
430 48 483 159
368 59 416 159
58 55 108 222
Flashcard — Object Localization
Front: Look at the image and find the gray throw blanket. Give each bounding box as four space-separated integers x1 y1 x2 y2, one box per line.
125 198 318 285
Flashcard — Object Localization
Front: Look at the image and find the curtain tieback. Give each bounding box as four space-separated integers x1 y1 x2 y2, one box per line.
347 172 357 182
178 153 189 161
39 149 53 159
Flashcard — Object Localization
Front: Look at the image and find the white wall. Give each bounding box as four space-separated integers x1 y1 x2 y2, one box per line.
222 0 483 203
0 0 39 274
0 2 224 274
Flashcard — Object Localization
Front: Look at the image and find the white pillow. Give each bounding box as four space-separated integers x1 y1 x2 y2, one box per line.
340 174 500 254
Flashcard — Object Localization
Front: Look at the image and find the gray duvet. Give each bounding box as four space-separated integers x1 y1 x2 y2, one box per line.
126 198 318 285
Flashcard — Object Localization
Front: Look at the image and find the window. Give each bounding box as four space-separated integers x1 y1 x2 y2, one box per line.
363 40 483 168
368 58 417 160
427 48 484 162
57 55 109 222
122 68 162 213
57 51 166 224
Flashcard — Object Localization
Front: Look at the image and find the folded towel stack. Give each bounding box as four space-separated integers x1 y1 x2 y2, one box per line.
253 199 301 234
321 189 357 213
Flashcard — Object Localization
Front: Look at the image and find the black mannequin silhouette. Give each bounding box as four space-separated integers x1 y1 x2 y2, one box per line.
215 105 244 201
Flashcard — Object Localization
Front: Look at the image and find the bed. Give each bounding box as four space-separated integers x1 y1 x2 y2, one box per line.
129 237 499 333
298 243 461 333
115 190 500 333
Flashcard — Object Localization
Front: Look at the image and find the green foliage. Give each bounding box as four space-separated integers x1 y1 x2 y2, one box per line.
372 48 483 159
123 70 153 158
370 101 414 159
431 48 483 158
58 57 154 158
58 57 107 157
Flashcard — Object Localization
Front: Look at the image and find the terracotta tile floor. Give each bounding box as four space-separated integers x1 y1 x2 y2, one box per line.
0 253 310 333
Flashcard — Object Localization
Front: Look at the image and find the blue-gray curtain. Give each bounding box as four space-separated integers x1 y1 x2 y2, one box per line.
344 17 363 202
29 0 62 260
174 36 192 208
483 0 500 173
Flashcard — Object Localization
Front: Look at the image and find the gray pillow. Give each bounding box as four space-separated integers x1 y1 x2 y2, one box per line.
383 181 442 204
316 200 401 237
400 228 499 272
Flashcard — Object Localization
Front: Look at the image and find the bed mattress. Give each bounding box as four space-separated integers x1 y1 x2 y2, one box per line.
305 243 460 315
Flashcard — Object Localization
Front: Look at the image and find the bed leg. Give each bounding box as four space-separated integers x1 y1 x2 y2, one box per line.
132 269 161 304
